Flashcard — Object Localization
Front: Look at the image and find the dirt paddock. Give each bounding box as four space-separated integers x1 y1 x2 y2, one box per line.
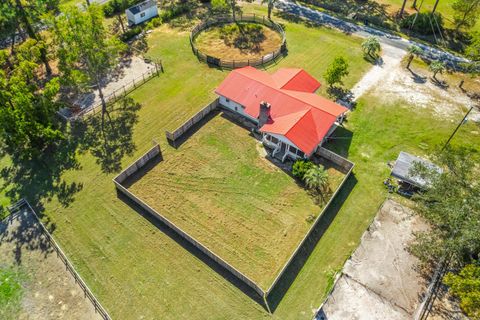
0 207 103 320
316 199 466 320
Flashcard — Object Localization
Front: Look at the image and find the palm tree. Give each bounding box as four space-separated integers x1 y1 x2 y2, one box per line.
429 61 446 81
361 37 381 58
406 45 423 69
262 0 278 19
303 165 329 202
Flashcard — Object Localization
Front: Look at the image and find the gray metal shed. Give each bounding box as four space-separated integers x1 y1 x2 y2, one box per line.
391 151 442 189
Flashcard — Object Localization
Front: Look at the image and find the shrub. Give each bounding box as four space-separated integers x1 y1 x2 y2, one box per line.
120 26 142 41
145 17 162 29
160 3 190 23
400 12 444 35
219 23 266 51
292 160 314 179
103 0 141 17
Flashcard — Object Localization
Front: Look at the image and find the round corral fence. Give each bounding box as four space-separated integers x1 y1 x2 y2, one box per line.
190 14 287 69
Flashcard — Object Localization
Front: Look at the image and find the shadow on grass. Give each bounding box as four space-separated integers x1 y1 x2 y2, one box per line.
167 109 221 149
0 97 141 234
117 190 270 311
266 173 357 312
408 68 427 84
323 126 354 158
1 203 53 265
74 97 142 174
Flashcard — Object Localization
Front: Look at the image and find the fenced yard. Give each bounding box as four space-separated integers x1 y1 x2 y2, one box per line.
123 113 347 291
1 200 109 320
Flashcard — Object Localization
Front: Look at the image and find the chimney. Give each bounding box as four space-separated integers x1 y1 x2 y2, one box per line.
258 101 271 129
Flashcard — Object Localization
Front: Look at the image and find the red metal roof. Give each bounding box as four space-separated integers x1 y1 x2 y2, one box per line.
272 68 321 93
215 66 347 155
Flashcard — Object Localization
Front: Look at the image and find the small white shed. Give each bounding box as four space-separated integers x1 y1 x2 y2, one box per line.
125 0 158 26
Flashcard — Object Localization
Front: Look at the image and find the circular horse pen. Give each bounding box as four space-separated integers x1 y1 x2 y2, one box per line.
190 14 287 69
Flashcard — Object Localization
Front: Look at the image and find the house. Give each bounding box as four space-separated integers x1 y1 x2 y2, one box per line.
125 0 158 27
390 151 442 190
215 66 348 162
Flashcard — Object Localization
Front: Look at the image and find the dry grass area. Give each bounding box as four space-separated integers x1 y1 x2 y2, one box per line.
126 112 343 289
194 23 283 60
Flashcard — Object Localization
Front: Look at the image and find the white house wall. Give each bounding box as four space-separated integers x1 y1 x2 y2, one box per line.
127 6 158 26
126 10 136 26
218 95 257 122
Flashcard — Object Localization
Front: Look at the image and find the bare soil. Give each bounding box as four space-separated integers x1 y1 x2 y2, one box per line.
74 55 155 111
0 208 102 320
318 200 427 319
194 23 283 60
352 41 480 121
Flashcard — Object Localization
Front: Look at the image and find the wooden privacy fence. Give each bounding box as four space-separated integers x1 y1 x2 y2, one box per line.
112 143 266 301
7 199 111 320
114 138 356 312
58 61 163 122
165 98 219 145
265 149 355 299
190 14 287 69
316 147 354 173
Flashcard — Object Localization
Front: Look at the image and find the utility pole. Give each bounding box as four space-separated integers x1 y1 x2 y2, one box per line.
442 105 476 151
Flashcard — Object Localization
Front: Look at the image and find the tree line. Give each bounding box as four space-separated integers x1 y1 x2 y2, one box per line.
0 1 126 159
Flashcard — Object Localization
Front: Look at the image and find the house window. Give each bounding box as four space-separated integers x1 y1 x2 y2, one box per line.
225 98 230 103
270 136 278 144
289 145 297 153
297 150 305 157
140 12 146 18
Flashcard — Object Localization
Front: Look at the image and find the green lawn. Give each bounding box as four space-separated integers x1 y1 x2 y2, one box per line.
126 112 343 289
1 3 479 320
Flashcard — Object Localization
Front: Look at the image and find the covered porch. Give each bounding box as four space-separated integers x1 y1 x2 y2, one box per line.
262 133 307 162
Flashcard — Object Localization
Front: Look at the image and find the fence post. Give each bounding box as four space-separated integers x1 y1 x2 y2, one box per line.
123 85 126 96
133 79 136 88
142 74 145 82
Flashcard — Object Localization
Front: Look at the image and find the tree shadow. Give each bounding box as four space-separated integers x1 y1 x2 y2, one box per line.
1 204 53 266
408 68 427 84
0 124 83 220
326 86 354 104
322 126 354 158
363 53 380 65
430 77 449 90
75 97 142 174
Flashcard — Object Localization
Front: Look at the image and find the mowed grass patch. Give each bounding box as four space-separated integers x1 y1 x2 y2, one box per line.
0 4 374 319
194 22 283 60
127 113 343 289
